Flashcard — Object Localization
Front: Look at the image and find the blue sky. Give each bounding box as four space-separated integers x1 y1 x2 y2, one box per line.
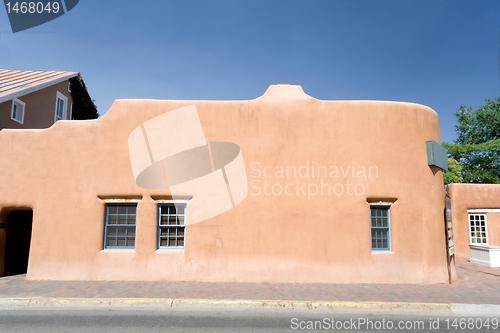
1 0 499 143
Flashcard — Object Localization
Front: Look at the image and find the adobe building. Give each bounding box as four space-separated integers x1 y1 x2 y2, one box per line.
447 183 500 263
0 84 451 283
0 69 79 130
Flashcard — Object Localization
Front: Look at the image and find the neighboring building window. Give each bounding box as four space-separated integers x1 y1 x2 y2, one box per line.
469 214 488 244
11 98 25 124
104 204 136 249
371 206 390 250
54 91 68 122
158 204 186 248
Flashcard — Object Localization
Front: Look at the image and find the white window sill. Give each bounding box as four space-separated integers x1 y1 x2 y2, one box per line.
10 117 23 124
371 251 395 255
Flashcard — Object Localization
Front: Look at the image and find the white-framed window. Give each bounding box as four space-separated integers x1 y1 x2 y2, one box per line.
371 206 391 251
158 203 186 249
54 91 68 122
11 98 25 124
469 214 488 244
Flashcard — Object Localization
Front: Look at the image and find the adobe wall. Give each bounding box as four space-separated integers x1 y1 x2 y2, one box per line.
0 81 73 130
0 85 449 283
448 183 500 257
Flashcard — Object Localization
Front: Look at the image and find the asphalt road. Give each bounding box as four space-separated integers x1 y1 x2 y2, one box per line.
0 308 498 332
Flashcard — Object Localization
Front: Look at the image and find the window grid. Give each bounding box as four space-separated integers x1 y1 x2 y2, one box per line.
469 214 488 244
104 204 136 249
158 204 186 249
371 207 390 250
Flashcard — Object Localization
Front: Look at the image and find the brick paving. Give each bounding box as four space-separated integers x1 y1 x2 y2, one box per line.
0 257 499 304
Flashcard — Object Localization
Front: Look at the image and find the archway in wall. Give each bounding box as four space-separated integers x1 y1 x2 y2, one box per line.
4 210 33 276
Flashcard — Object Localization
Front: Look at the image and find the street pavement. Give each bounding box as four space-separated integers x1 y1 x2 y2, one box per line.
0 310 497 333
0 257 498 306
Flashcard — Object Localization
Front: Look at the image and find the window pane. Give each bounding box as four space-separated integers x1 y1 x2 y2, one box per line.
117 215 126 225
178 238 184 246
168 238 176 246
177 228 185 237
108 215 118 225
107 227 118 236
169 228 176 236
107 237 116 247
160 216 169 225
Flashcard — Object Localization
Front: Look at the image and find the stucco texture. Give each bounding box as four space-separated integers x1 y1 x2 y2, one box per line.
0 85 448 283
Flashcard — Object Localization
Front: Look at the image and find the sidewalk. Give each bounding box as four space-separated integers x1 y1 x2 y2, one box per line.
0 258 498 305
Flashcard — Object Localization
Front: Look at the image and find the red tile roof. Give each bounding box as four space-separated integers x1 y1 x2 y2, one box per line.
0 69 79 103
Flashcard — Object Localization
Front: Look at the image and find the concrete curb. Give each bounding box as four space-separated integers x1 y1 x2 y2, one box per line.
0 297 453 312
451 303 500 315
0 298 498 315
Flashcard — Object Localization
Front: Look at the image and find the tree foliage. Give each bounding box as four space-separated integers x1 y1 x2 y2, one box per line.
69 76 99 120
443 158 463 185
444 97 500 184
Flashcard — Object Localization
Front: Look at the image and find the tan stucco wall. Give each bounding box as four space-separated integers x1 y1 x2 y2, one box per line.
487 212 500 248
0 85 449 283
0 81 73 130
447 184 500 257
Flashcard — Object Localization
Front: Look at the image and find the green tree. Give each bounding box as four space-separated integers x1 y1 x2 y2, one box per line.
443 97 500 184
69 76 99 120
443 158 463 185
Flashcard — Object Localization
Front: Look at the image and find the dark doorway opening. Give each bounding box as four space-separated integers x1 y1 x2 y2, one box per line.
4 210 33 276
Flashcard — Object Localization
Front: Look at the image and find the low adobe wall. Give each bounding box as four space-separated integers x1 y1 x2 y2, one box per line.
447 183 500 257
0 85 449 283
